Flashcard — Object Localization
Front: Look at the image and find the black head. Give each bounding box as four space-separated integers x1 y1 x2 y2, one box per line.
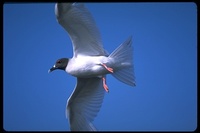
48 58 69 73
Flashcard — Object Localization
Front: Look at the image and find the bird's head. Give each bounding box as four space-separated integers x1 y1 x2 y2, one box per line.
48 58 69 73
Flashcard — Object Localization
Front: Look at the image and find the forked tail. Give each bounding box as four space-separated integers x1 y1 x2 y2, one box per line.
109 36 136 86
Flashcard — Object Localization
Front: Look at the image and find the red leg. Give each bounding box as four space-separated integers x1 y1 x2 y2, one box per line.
101 63 113 73
102 77 109 93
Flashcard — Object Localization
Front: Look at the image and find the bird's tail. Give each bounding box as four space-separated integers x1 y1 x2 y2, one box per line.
109 36 136 87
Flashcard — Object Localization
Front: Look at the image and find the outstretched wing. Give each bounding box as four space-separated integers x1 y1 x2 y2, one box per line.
66 77 105 131
55 3 106 57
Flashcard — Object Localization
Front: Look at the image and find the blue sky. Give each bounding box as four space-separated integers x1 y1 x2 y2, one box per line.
3 2 197 131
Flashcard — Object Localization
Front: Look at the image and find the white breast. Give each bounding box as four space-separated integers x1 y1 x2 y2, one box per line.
66 56 110 78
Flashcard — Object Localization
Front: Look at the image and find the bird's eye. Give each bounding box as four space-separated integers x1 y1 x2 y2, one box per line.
57 60 61 64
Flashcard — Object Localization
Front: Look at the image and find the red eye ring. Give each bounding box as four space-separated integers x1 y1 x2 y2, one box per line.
57 60 61 64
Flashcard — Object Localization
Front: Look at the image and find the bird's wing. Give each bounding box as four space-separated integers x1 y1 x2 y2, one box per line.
66 77 105 131
55 3 106 57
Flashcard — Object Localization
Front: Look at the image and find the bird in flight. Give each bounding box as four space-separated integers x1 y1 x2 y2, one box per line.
49 3 136 131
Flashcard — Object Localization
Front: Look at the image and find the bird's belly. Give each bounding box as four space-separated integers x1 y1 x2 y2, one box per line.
66 56 110 78
74 66 107 78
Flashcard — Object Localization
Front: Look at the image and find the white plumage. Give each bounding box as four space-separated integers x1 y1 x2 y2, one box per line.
49 3 136 131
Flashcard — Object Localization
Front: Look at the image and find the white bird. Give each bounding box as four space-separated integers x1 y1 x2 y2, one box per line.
49 3 136 131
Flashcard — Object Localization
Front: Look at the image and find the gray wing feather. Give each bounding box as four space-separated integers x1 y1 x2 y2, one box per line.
55 3 106 57
66 77 105 131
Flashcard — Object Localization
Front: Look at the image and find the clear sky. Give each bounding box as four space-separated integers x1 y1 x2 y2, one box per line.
3 2 197 131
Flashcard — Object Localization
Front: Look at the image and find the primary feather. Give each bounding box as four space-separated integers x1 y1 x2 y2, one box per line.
66 78 105 131
55 3 106 57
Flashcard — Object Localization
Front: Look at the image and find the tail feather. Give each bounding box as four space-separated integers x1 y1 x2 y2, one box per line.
109 36 136 86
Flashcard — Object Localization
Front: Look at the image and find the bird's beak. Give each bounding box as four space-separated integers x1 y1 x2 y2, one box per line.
48 65 57 73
